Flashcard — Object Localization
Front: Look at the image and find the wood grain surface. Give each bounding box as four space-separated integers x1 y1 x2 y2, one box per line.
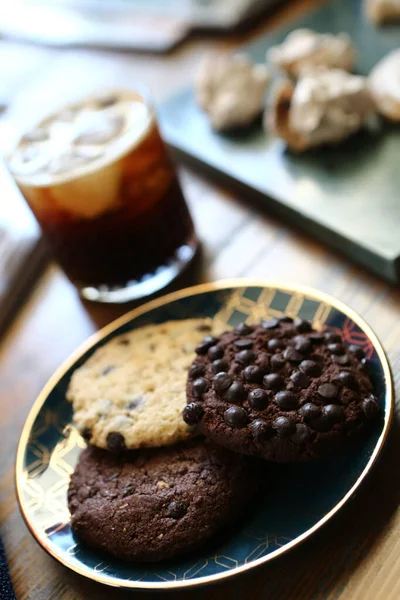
0 1 399 598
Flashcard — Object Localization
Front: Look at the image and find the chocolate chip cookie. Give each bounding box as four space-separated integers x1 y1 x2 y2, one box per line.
184 318 380 462
68 438 260 562
67 319 213 451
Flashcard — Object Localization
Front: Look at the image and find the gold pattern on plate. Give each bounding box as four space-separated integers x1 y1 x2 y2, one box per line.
212 287 332 330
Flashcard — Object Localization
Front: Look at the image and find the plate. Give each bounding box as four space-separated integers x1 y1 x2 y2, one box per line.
16 280 393 590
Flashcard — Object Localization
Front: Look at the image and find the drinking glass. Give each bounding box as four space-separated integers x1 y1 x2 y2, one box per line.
6 87 197 302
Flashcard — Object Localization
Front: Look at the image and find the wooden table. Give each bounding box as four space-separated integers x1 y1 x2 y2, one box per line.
1 1 400 598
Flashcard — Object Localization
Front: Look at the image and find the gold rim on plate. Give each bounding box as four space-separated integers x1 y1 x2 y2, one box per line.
15 279 394 590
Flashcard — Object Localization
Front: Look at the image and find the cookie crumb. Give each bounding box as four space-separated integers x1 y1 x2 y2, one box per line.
157 480 170 490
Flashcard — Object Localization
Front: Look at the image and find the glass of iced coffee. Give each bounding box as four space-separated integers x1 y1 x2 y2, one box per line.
6 89 197 302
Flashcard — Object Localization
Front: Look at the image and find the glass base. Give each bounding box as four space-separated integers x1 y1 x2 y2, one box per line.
78 237 198 303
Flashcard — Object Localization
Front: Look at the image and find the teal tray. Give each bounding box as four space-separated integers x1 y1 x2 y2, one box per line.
160 0 400 284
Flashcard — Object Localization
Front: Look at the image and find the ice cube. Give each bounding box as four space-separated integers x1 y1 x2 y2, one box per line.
95 94 119 109
21 146 40 163
75 145 104 161
74 113 125 146
22 128 49 144
56 107 80 122
48 150 89 175
51 157 123 219
11 145 49 177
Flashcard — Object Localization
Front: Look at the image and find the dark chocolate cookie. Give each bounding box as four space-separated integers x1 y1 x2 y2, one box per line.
184 319 379 462
68 438 259 562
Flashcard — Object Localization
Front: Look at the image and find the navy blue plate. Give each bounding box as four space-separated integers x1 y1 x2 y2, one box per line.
16 280 393 590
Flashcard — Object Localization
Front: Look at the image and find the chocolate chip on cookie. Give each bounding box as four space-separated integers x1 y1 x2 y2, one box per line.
234 322 253 336
81 427 92 442
189 364 205 379
192 377 209 398
261 318 280 330
212 359 229 373
167 500 187 519
195 336 218 355
183 402 204 425
106 432 126 453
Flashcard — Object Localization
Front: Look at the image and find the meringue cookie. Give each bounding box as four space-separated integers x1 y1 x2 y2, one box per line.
267 29 356 78
195 53 269 130
369 49 400 121
266 79 309 152
267 69 375 151
365 0 400 24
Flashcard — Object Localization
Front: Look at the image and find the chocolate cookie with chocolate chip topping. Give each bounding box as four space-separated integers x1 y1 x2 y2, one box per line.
184 318 380 462
68 438 260 562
